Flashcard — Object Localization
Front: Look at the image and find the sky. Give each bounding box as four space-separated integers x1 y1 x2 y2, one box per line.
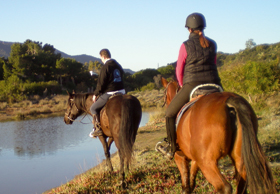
1 0 280 72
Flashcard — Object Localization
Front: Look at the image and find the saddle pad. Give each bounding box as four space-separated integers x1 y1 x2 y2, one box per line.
176 97 200 127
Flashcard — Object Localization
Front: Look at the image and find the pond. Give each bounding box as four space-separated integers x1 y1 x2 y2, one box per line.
0 112 151 194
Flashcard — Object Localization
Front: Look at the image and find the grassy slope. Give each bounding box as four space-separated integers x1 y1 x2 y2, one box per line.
43 91 280 194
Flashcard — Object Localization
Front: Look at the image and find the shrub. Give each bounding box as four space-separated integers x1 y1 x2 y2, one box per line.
220 59 280 95
0 75 26 102
141 82 156 91
23 80 60 96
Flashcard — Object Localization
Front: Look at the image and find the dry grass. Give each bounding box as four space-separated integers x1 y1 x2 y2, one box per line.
0 94 68 122
0 90 165 122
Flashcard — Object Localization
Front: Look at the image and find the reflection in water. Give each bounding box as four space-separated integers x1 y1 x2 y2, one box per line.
1 117 88 157
0 112 150 194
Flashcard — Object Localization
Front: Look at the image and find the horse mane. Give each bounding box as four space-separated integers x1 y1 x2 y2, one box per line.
73 93 93 110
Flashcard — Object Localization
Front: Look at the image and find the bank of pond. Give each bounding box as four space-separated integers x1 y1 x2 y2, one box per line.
0 112 151 194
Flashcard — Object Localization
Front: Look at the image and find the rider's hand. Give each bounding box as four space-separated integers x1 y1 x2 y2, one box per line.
92 95 97 103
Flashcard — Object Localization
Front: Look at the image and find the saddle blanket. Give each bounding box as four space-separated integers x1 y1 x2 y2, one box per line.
176 97 200 127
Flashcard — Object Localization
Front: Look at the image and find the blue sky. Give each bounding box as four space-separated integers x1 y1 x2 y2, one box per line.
1 0 280 72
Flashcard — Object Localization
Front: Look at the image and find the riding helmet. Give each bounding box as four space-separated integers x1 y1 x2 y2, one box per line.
185 13 206 30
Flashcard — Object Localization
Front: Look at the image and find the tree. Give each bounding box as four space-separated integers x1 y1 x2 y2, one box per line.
0 58 5 80
8 40 60 82
56 58 84 86
88 60 103 75
157 64 175 77
245 39 256 49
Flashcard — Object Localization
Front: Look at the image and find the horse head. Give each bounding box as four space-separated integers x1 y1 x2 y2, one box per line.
64 91 83 124
161 77 179 107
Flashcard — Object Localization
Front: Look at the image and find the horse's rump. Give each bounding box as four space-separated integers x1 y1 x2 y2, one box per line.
101 94 142 163
176 92 236 160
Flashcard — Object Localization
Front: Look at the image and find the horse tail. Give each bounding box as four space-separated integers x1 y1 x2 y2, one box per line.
227 95 276 194
119 95 142 164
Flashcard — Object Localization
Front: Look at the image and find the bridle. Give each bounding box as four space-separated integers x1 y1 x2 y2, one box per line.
65 98 79 122
65 98 92 124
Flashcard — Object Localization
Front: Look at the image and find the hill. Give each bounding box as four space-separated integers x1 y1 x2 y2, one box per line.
217 41 280 68
0 41 13 58
0 40 134 74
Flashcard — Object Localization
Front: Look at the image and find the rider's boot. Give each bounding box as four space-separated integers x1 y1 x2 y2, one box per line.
165 116 177 160
89 114 103 138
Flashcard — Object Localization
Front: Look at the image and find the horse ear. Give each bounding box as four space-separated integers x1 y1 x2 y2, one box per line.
161 77 168 88
72 90 75 94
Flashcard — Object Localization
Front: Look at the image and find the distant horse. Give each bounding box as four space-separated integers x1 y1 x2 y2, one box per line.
160 77 276 194
64 92 142 188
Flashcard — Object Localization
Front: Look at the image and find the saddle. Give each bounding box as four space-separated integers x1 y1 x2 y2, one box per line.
176 84 223 126
108 92 124 99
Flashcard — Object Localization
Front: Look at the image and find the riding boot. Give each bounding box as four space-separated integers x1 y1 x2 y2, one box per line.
89 114 103 138
165 116 177 159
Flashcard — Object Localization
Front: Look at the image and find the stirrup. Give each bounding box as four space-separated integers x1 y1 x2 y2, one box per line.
155 138 170 153
92 128 103 137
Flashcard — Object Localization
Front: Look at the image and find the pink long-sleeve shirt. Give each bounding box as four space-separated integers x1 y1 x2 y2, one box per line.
176 43 217 87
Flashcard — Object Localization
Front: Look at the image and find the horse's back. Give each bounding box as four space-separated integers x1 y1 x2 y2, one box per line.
177 92 238 161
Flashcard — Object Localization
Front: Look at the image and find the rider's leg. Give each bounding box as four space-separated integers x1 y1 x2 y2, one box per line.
165 116 177 159
89 93 111 138
91 113 102 136
164 84 194 159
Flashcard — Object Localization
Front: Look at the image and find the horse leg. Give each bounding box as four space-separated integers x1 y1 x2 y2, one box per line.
107 137 114 150
98 136 113 171
230 156 247 194
199 161 232 194
118 150 126 189
174 151 191 194
190 160 199 192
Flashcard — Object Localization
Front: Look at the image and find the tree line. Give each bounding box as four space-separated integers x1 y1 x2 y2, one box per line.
0 39 175 102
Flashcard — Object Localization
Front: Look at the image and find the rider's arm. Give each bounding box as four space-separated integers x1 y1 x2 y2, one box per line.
93 65 109 96
176 43 187 87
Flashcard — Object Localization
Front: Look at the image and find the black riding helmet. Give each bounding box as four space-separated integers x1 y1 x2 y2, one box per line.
185 13 206 30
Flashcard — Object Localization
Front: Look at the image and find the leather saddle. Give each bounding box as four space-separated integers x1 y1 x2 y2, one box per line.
176 84 223 126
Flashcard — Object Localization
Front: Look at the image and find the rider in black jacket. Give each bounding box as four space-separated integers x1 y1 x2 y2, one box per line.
89 49 125 138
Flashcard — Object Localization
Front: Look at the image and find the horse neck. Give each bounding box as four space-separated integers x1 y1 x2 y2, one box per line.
168 82 178 100
74 94 89 113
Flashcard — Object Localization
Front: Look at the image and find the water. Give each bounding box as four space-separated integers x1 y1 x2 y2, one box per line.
0 112 150 194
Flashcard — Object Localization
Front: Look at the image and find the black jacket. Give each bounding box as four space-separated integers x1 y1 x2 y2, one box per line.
93 59 125 96
183 33 221 84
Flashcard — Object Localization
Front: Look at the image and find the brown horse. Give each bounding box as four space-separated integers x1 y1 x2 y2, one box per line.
161 77 276 194
64 92 142 187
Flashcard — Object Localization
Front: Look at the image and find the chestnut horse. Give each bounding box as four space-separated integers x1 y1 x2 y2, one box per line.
64 92 142 187
161 77 276 194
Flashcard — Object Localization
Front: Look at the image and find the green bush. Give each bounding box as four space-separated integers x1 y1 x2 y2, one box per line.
157 65 175 76
220 60 280 95
0 75 26 102
23 81 60 95
140 82 156 91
